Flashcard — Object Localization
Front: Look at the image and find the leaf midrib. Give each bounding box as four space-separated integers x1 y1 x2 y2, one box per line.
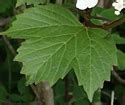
5 25 82 35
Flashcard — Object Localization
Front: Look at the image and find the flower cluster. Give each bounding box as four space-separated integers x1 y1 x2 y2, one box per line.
76 0 98 10
76 0 124 15
112 0 124 15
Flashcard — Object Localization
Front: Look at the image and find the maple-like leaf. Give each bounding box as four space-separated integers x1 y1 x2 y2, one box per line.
2 4 117 101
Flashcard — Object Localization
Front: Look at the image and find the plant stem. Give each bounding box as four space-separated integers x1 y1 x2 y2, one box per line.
76 8 125 30
111 91 115 105
112 70 125 84
7 53 12 93
2 36 15 93
2 36 16 56
56 0 63 5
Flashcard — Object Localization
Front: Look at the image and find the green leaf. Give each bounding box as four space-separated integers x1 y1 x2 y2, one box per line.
100 9 122 21
90 19 102 25
91 7 105 16
117 50 125 69
2 4 117 101
16 0 46 7
93 89 101 102
54 80 65 105
10 94 21 102
21 94 34 102
17 78 31 95
113 34 125 44
0 0 16 14
0 85 8 104
115 84 125 101
73 85 89 105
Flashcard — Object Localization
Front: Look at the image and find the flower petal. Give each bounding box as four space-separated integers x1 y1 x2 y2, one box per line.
76 0 98 10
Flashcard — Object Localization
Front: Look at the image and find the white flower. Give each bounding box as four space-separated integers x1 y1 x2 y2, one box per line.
76 0 98 10
112 0 124 15
115 11 120 15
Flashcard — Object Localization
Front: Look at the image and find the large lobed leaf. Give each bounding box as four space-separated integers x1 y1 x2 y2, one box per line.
2 4 117 101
